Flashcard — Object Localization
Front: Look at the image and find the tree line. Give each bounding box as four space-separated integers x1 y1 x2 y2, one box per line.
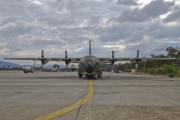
118 46 180 77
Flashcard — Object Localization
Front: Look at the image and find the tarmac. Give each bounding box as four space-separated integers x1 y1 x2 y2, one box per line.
0 71 180 120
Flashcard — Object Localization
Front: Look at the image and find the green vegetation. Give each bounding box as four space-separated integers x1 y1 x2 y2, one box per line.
100 64 105 68
119 46 180 78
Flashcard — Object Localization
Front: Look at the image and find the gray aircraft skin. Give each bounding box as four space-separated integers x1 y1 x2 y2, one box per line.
78 55 102 78
78 40 103 78
4 40 176 79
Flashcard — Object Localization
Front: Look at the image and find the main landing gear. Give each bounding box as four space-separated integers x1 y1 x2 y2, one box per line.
79 74 83 78
97 71 102 78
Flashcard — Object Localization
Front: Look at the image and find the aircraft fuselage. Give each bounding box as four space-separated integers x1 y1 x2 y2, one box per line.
78 55 102 78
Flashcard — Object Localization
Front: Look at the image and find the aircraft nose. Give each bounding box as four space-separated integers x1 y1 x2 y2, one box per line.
85 63 95 73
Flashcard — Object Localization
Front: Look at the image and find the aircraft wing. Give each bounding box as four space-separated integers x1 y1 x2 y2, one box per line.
4 57 81 62
4 58 42 60
100 61 110 63
98 58 109 61
5 57 176 62
140 58 177 61
71 61 80 63
99 57 134 62
69 58 81 61
41 57 81 62
98 57 176 62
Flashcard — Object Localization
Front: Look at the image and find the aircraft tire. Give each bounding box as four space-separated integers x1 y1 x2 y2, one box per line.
97 71 102 78
79 74 82 78
88 75 93 79
97 74 101 78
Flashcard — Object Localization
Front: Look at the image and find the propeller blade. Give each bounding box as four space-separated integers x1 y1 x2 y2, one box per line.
41 50 44 70
135 63 138 70
41 50 44 59
137 50 139 59
112 50 114 59
135 50 140 70
66 64 68 71
65 50 70 71
110 50 115 72
65 50 67 59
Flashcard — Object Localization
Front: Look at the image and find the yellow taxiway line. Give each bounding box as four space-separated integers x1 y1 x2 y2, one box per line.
35 80 93 120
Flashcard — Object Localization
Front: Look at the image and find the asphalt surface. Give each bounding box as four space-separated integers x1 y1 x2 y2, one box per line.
0 71 180 120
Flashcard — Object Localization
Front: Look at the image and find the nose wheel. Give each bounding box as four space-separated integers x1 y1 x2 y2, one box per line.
87 75 93 79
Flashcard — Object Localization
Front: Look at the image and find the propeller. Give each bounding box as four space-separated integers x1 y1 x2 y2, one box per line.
40 50 49 70
134 50 139 70
64 50 71 71
109 51 115 65
109 50 116 72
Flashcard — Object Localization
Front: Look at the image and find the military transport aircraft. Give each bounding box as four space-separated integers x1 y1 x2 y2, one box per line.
4 40 176 79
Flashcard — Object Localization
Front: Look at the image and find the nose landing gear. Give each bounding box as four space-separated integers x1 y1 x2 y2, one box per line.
79 74 83 78
87 75 93 79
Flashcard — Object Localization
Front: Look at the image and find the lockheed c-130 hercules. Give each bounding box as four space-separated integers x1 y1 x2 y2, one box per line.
4 40 176 79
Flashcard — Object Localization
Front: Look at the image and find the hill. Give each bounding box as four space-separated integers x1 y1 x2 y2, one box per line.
0 61 19 67
0 61 66 68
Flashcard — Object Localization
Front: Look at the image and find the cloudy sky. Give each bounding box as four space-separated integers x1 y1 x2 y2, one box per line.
0 0 180 65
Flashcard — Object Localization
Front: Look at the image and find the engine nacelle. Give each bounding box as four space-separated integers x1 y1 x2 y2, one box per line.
65 59 71 65
42 59 49 65
109 59 115 65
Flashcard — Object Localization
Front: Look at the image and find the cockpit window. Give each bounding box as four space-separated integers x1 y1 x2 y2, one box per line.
81 56 99 63
84 56 95 63
88 58 95 61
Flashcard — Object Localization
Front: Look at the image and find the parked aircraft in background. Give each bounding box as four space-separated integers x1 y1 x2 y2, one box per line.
22 66 34 73
4 40 176 79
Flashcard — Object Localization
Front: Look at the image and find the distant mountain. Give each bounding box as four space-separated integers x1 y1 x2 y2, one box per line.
0 61 19 67
0 61 66 68
21 64 66 68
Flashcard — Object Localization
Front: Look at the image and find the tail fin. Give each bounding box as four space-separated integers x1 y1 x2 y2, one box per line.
89 39 91 55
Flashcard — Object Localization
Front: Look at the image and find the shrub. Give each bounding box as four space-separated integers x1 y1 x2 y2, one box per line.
176 70 180 77
142 68 150 73
163 63 177 77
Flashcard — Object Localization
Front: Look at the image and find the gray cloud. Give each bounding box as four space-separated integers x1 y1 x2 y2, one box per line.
118 0 175 22
0 0 180 64
163 6 180 23
116 0 139 6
